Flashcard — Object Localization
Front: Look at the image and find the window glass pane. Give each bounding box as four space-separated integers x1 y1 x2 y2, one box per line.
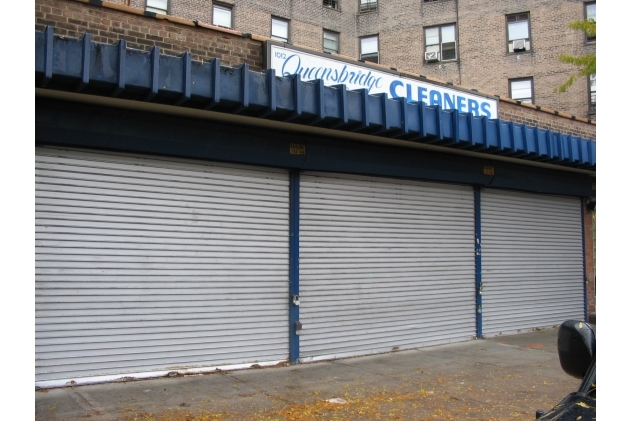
425 27 439 46
442 42 456 60
361 37 378 54
213 5 232 27
272 18 288 41
324 31 337 42
324 31 339 52
441 25 455 43
425 44 439 54
589 74 596 113
508 20 529 40
146 0 167 13
511 79 532 102
586 3 596 21
324 39 337 51
360 0 378 12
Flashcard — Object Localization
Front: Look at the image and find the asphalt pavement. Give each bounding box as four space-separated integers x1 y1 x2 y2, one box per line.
35 327 583 421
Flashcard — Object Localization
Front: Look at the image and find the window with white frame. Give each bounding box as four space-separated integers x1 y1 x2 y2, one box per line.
589 74 596 116
585 2 596 42
509 78 534 103
360 35 379 63
424 24 456 62
360 0 377 13
212 3 232 28
323 30 339 53
146 0 168 14
323 0 338 9
271 17 289 42
506 13 531 52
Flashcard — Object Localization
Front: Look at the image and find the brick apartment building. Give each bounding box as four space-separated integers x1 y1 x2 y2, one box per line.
103 0 596 120
35 0 595 387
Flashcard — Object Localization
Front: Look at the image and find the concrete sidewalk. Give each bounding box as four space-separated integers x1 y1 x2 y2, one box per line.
36 328 582 421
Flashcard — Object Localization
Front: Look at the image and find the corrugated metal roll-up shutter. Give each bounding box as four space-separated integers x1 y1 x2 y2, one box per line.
35 147 290 384
299 172 476 361
480 189 584 337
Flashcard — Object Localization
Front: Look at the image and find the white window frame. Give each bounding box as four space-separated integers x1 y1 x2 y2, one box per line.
359 35 379 63
359 0 377 13
212 3 233 29
424 23 457 62
271 17 289 42
323 30 340 54
509 77 534 104
146 0 168 14
507 12 531 53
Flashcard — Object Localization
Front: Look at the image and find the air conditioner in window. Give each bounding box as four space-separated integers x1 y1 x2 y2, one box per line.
425 51 439 62
512 39 526 52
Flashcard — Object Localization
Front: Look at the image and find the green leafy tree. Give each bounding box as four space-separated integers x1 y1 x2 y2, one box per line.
554 19 596 93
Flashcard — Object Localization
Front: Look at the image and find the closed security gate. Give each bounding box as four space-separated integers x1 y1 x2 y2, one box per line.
35 147 290 384
299 172 476 361
480 189 584 337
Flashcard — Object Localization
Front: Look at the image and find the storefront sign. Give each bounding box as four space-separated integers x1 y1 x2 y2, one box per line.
268 44 498 119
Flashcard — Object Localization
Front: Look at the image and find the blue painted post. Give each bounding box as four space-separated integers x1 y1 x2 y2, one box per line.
474 187 483 338
289 170 300 362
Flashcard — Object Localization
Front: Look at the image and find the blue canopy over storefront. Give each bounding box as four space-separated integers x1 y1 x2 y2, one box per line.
35 27 595 173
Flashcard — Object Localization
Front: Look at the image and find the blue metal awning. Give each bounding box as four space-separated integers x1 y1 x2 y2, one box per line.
35 27 595 170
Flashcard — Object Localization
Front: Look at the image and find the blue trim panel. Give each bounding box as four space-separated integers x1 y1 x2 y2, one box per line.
35 97 596 198
34 28 596 170
581 200 588 321
78 32 91 92
474 187 483 338
289 170 300 362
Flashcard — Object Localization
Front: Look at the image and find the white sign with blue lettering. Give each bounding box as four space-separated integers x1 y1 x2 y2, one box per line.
269 44 498 119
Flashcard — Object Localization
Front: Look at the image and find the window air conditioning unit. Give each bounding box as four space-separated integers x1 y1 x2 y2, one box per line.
425 51 439 62
513 39 526 52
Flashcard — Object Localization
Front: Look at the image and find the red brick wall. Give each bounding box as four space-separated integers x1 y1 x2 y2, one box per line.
35 0 264 69
499 100 596 140
583 202 596 322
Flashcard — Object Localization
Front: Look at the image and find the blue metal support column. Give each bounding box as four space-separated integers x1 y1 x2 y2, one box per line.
474 187 483 338
581 199 588 322
289 170 301 362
